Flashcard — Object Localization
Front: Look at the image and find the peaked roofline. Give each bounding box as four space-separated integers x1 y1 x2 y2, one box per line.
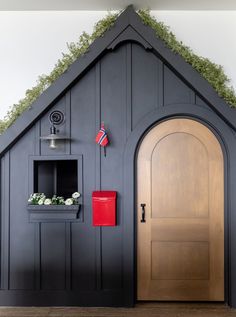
0 5 235 155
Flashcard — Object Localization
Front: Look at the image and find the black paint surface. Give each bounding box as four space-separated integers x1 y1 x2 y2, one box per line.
0 6 236 307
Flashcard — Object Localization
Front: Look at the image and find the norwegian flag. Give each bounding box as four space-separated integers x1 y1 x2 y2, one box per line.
95 123 109 155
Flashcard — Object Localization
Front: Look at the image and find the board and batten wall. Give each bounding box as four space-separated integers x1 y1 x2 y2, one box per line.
0 42 234 306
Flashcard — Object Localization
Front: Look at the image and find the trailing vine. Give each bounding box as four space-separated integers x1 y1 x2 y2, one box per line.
138 10 236 108
0 8 236 135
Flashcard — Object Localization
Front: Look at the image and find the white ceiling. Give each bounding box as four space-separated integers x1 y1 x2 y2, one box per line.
0 0 236 11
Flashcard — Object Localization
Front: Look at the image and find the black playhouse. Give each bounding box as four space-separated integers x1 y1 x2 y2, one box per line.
0 6 236 308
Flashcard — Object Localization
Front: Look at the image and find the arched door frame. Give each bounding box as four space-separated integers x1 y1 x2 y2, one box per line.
123 104 236 307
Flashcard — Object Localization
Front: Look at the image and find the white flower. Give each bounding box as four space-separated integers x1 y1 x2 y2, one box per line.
65 198 73 205
38 198 45 205
72 192 80 199
44 198 52 205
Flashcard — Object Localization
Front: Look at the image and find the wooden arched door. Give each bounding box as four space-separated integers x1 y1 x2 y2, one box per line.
137 118 224 301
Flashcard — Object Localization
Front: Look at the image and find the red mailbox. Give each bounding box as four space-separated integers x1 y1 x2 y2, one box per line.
92 191 116 226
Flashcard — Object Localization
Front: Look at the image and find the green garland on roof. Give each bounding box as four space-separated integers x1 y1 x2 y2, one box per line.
0 9 236 135
138 9 236 108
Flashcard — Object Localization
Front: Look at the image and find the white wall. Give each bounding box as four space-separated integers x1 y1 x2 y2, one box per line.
153 11 236 89
0 11 107 119
0 10 236 119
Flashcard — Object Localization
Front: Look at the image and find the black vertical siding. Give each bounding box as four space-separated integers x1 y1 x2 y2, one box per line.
164 65 192 105
41 223 66 290
1 153 10 290
40 96 69 156
196 95 213 110
9 132 35 290
131 44 159 128
0 40 234 306
100 45 126 290
70 66 97 291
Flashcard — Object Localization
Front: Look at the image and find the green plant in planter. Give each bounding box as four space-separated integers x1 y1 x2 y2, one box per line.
51 195 65 205
28 192 81 206
28 193 46 205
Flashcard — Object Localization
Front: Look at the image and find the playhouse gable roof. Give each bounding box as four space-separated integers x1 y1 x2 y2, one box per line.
0 5 236 155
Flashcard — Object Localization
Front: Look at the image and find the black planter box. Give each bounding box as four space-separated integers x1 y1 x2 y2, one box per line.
27 204 80 222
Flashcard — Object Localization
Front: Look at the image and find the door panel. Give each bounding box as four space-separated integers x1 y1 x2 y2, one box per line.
151 241 209 280
151 133 209 218
137 118 224 301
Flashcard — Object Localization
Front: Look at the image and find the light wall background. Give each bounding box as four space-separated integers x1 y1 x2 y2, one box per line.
0 10 236 119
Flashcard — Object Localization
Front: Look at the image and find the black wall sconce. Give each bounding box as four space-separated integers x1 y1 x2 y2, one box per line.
40 110 70 149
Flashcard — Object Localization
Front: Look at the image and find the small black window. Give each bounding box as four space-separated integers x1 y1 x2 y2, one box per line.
34 160 78 198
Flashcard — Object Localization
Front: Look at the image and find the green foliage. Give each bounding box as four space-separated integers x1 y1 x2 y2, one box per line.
138 9 236 108
1 9 236 135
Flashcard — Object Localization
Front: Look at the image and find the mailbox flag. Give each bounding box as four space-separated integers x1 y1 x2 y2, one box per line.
95 123 109 147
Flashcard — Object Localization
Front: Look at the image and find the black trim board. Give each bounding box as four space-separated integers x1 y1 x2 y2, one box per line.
0 5 236 156
0 290 124 306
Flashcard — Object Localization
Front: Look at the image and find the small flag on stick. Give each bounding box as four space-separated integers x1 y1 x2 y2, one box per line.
95 122 109 156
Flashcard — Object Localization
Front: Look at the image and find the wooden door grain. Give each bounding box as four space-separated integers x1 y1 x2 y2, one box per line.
137 119 224 301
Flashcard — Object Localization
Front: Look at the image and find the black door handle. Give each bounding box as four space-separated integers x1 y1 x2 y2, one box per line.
140 204 146 223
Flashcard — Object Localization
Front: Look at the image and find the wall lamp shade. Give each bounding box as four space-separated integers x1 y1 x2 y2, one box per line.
40 126 70 149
